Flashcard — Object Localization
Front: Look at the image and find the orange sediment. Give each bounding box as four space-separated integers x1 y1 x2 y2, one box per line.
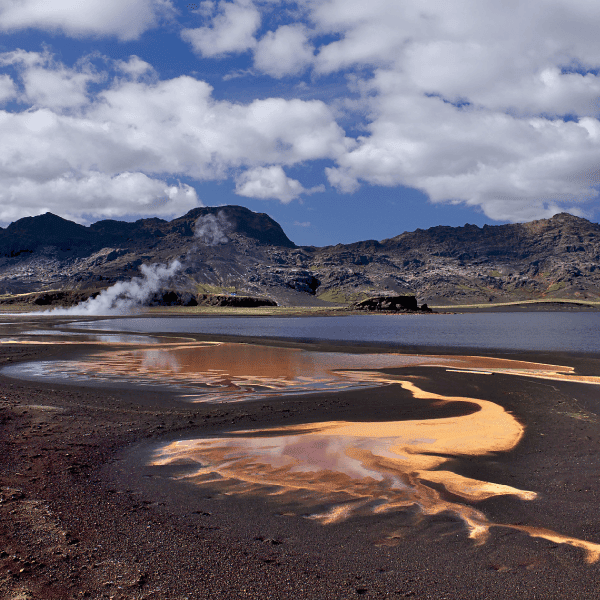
152 375 600 563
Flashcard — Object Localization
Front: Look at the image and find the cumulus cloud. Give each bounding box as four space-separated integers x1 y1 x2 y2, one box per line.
254 24 314 78
0 75 17 103
0 49 105 109
0 0 174 40
236 166 309 203
114 56 155 80
4 0 600 224
181 0 260 57
304 0 600 220
90 79 350 171
328 87 600 219
325 166 360 194
0 50 349 222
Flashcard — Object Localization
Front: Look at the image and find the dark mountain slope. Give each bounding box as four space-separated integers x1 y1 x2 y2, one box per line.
0 213 93 256
0 209 598 305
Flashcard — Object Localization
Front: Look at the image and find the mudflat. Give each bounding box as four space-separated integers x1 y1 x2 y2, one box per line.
2 328 600 599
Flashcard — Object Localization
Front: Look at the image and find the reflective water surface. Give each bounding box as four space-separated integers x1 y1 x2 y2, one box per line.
70 312 600 352
4 340 599 400
0 330 170 345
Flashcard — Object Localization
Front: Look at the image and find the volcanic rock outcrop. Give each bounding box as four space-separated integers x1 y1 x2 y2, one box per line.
353 296 431 312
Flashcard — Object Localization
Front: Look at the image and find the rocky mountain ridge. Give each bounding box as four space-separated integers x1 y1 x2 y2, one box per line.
1 206 599 306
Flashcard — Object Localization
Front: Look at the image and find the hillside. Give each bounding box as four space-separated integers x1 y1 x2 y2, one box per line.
0 207 599 306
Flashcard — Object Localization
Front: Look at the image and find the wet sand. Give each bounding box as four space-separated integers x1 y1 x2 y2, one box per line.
2 325 600 598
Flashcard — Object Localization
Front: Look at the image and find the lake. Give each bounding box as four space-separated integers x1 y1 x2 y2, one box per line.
67 312 600 353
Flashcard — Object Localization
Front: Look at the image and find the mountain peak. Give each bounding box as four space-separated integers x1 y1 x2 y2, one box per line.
173 205 296 248
548 212 588 223
5 211 89 239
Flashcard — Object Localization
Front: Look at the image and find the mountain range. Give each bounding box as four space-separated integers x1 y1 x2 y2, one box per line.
1 206 599 306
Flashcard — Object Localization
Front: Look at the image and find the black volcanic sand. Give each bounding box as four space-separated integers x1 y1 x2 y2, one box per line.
2 331 600 598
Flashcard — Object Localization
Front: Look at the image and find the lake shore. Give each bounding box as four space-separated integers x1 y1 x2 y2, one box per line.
2 333 600 599
2 296 600 317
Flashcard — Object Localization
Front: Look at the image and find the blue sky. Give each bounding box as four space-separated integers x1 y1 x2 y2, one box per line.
1 1 600 246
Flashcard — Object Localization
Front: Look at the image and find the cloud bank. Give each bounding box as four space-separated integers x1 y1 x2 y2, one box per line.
1 0 600 224
0 0 174 40
0 49 350 222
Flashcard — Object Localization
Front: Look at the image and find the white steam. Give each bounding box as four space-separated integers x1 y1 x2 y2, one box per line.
46 211 234 316
194 212 231 246
49 260 182 316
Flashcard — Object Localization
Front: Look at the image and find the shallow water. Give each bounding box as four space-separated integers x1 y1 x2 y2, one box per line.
4 316 600 562
0 330 165 345
4 339 597 399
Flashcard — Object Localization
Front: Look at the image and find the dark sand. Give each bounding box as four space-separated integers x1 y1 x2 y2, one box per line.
2 322 600 599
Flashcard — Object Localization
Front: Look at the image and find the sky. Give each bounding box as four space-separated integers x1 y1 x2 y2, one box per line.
1 0 600 246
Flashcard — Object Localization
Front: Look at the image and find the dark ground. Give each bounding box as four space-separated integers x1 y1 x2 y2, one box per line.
1 319 600 599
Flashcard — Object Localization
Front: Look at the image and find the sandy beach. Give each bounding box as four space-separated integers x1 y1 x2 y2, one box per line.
2 319 600 599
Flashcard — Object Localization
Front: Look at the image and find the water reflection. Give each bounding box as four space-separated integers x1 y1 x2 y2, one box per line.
15 343 400 399
152 377 600 563
0 331 166 345
8 341 600 400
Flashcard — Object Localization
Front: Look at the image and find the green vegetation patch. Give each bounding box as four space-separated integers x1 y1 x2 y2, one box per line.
547 282 566 292
316 289 372 305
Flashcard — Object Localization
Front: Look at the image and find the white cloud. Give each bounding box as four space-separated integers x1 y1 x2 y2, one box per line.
4 1 600 224
235 166 322 203
0 49 104 109
90 79 351 171
303 0 600 220
308 0 600 116
0 75 17 103
196 1 217 17
114 55 155 80
329 88 600 220
325 166 359 194
0 0 174 40
181 0 260 57
0 172 200 224
254 24 314 78
0 52 348 221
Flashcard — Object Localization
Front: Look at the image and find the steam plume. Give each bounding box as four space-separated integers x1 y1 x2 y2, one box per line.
49 260 182 316
45 211 233 316
194 212 231 246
